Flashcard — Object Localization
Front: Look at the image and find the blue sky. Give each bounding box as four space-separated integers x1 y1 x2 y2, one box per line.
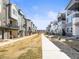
11 0 69 30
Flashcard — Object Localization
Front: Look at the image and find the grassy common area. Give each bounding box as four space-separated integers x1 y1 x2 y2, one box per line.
0 34 42 59
48 35 79 51
64 40 79 50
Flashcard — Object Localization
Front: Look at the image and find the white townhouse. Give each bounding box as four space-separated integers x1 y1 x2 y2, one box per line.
65 0 79 37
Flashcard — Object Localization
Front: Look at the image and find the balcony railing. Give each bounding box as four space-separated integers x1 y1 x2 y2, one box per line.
71 11 79 25
65 0 79 10
6 24 19 29
72 11 79 17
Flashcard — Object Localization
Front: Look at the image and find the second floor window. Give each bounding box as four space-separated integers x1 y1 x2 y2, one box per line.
13 9 17 16
74 13 79 17
67 28 69 32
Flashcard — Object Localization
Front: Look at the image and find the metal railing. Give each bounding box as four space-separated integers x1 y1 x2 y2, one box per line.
72 11 79 17
6 24 19 29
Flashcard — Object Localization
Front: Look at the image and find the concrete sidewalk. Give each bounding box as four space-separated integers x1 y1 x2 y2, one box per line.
42 34 71 59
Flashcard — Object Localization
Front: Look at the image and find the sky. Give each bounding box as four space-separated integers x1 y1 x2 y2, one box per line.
11 0 69 30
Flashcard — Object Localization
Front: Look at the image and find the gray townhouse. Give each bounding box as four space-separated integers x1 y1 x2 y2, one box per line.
18 9 26 37
65 0 79 37
0 0 9 39
25 19 33 35
0 0 19 39
7 4 19 39
0 0 37 39
33 25 37 34
0 0 15 39
31 22 37 34
25 19 37 35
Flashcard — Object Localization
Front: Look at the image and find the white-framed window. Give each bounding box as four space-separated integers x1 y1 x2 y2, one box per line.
13 9 17 16
67 28 69 32
67 15 72 23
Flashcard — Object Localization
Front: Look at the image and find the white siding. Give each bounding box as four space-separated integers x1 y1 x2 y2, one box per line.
73 17 79 36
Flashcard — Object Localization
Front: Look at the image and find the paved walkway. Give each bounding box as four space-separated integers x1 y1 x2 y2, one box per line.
42 34 71 59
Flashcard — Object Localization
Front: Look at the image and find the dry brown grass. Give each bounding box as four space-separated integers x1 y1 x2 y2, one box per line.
64 40 79 50
0 34 42 59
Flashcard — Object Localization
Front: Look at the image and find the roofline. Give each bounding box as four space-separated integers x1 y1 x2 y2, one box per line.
26 19 31 21
65 0 72 10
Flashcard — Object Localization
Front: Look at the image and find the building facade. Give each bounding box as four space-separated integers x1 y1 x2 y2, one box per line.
65 0 79 37
31 22 37 34
0 0 9 39
7 4 19 39
0 0 37 39
18 9 25 37
25 19 33 35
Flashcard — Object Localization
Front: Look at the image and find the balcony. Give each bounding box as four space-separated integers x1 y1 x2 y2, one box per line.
58 13 66 22
65 0 79 10
6 24 19 30
72 12 79 25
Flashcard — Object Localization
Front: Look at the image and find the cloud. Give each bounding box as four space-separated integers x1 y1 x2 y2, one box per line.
30 14 52 30
27 11 58 30
48 11 58 21
32 18 51 30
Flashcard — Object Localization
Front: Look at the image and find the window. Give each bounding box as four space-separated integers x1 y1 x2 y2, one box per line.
13 9 17 16
71 28 72 32
67 15 72 23
73 13 79 17
67 18 68 22
67 28 69 32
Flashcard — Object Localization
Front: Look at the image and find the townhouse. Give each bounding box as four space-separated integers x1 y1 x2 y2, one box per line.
56 0 79 37
31 22 37 34
0 0 10 39
47 0 79 37
33 25 37 33
18 15 37 36
18 9 26 37
25 19 33 35
0 0 37 39
65 0 79 37
7 4 19 39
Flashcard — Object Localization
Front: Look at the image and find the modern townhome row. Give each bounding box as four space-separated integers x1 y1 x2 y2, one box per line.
46 0 79 37
0 0 37 39
66 0 79 37
25 19 37 36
